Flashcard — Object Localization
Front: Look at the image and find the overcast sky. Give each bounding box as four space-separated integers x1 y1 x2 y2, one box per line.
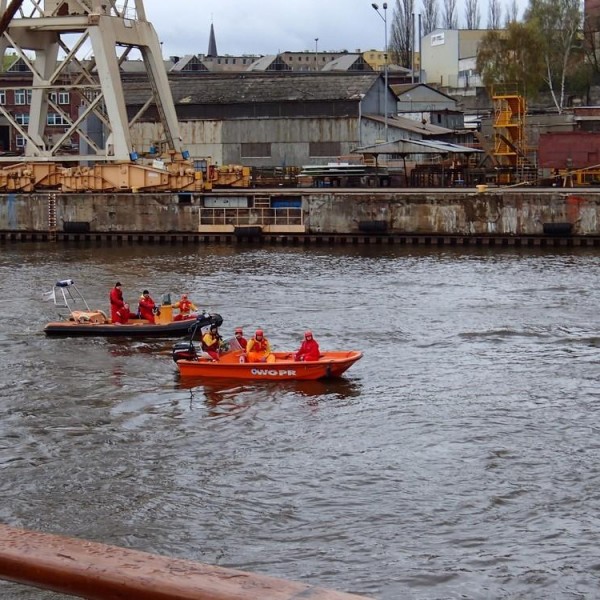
142 0 517 59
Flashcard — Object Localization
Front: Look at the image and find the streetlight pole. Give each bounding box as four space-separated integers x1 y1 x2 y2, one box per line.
314 37 319 71
371 3 388 141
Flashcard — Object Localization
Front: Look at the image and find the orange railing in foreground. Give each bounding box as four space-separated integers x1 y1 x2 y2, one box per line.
0 524 373 600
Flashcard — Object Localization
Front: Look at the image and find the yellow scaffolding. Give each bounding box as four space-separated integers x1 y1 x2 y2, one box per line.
492 86 528 184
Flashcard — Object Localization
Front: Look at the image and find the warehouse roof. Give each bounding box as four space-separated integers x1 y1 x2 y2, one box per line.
123 72 380 105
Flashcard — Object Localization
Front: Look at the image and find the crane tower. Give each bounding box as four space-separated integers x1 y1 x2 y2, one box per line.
0 0 182 162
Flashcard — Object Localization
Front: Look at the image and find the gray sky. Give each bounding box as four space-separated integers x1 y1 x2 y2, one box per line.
143 0 517 58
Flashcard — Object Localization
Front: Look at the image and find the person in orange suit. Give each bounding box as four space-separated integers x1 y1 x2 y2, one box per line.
173 293 197 321
246 329 275 363
295 330 321 361
109 281 125 323
138 289 157 323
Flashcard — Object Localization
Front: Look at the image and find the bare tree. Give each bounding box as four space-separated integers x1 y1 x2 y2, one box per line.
390 0 415 68
442 0 458 28
505 0 520 24
422 0 439 34
465 0 481 29
487 0 502 29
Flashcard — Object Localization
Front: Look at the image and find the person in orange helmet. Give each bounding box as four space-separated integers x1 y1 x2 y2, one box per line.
173 293 197 321
295 330 321 361
246 329 275 363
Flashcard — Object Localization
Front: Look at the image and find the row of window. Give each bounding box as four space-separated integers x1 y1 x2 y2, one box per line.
240 142 341 157
14 113 69 125
0 90 70 105
284 56 330 62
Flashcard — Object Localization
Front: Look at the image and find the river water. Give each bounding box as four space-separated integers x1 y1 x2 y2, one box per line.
1 242 599 600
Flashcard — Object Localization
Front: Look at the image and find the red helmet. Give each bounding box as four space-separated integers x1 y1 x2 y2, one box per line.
255 329 263 337
304 330 313 338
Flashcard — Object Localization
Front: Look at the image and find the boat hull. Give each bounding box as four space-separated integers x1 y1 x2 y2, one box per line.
176 350 362 380
44 318 197 338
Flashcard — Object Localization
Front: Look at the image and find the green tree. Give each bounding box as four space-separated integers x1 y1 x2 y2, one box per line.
390 0 415 68
476 21 545 97
525 0 583 113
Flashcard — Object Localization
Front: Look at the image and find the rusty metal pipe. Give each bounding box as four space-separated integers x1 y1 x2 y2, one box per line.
0 524 373 600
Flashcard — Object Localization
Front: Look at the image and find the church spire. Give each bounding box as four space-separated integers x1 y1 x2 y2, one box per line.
207 22 218 58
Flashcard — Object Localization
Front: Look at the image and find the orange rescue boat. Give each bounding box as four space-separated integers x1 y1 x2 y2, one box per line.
174 349 363 381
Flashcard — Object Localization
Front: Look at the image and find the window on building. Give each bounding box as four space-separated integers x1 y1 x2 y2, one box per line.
0 91 5 104
309 142 341 156
15 113 29 125
241 142 271 157
14 89 27 105
50 91 70 105
47 112 69 126
15 135 26 148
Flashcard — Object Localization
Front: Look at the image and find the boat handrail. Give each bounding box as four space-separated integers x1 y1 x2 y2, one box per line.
0 524 373 600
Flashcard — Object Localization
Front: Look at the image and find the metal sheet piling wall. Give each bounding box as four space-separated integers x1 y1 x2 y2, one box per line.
1 189 600 243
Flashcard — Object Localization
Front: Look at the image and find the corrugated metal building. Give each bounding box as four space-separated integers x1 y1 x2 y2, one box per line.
124 72 397 167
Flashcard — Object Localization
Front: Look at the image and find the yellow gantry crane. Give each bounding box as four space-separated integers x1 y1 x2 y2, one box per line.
0 1 252 191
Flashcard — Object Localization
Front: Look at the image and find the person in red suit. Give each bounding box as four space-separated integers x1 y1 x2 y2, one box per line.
109 282 125 323
295 331 321 361
233 327 247 350
138 289 157 324
115 303 136 324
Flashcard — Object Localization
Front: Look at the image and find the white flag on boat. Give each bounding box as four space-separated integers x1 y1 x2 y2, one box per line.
42 289 56 302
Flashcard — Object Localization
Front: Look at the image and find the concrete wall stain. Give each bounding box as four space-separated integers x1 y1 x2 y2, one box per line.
3 190 600 237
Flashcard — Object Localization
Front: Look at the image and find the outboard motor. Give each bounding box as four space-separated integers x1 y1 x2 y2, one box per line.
172 340 198 363
173 312 224 362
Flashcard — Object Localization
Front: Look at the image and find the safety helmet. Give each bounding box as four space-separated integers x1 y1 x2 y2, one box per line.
235 327 243 334
210 324 218 331
255 329 264 337
305 330 313 339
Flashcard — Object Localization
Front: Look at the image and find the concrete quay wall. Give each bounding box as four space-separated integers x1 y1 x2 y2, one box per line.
0 189 599 242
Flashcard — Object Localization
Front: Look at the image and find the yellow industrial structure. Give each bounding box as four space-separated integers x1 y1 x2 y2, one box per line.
491 86 536 184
